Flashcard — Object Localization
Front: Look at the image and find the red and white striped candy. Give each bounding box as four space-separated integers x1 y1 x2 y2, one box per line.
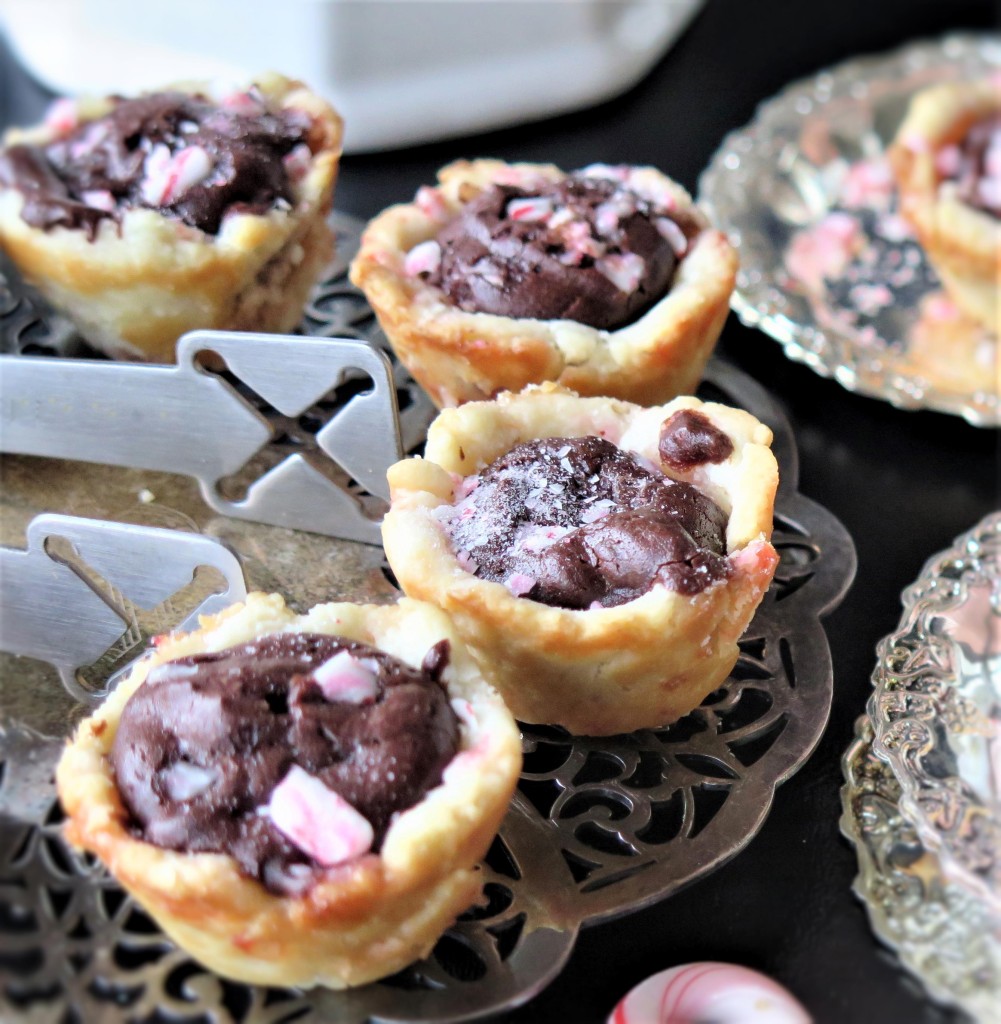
267 765 374 867
507 196 553 223
404 239 442 277
140 144 213 206
312 651 379 704
282 143 313 182
596 252 646 294
44 97 79 137
609 962 811 1024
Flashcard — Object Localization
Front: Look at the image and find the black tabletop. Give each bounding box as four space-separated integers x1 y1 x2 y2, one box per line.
1 2 998 1022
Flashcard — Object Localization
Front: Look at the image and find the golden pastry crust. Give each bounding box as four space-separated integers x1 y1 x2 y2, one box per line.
0 74 343 363
350 159 738 407
382 384 779 736
56 592 521 989
889 80 1000 332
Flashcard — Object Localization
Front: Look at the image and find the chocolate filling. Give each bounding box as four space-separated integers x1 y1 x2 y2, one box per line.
941 113 1001 219
442 434 732 609
426 171 694 330
109 633 459 896
0 90 311 237
659 409 735 471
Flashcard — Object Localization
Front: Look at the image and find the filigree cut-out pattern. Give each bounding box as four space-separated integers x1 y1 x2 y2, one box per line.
0 216 853 1022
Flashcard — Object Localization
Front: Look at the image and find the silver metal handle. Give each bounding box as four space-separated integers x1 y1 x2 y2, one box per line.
0 330 404 544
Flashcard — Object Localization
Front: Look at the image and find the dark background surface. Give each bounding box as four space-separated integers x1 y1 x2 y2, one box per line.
1 1 998 1022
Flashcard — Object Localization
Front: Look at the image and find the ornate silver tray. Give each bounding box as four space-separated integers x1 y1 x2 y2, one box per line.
699 33 1001 428
841 715 1001 1023
0 216 856 1022
869 513 1001 915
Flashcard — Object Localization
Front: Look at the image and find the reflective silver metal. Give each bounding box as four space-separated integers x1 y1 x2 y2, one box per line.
0 330 402 545
0 513 247 705
868 513 1001 915
841 716 1001 1023
699 33 1001 428
0 215 856 1022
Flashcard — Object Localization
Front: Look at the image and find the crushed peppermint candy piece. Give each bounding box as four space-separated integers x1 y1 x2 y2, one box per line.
505 572 537 596
507 196 553 222
282 143 313 182
220 90 266 117
456 549 480 573
934 145 962 178
655 216 688 257
404 239 442 277
267 765 374 867
580 163 630 182
140 144 213 207
82 190 116 212
581 498 615 523
312 650 379 704
162 762 218 802
596 252 646 294
416 185 449 220
44 97 79 137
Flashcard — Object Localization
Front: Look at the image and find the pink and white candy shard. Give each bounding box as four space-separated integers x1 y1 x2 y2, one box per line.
609 963 812 1024
266 765 374 867
311 650 379 704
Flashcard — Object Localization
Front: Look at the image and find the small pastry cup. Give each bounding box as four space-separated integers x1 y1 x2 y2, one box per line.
56 592 522 989
0 74 343 362
382 384 779 736
889 80 1000 333
350 159 739 407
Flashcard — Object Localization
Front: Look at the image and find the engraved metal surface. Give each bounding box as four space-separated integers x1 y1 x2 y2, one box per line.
699 33 1001 427
840 716 1001 1023
868 513 1001 915
0 214 855 1022
0 514 247 705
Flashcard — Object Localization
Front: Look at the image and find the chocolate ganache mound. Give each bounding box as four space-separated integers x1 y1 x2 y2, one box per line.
0 90 312 237
941 114 1001 219
443 435 732 609
425 171 693 330
110 633 459 896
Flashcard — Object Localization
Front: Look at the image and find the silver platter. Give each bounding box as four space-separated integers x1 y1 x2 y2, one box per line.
0 216 856 1022
699 33 1001 428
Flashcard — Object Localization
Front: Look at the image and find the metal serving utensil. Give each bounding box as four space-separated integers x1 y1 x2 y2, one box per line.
0 513 247 705
0 329 403 545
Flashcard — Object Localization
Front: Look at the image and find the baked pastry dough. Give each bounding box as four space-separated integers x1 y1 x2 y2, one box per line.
382 384 779 735
889 80 1000 333
56 592 521 988
0 74 342 362
350 159 738 407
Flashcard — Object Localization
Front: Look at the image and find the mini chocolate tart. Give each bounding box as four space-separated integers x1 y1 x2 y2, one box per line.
890 80 1000 333
382 384 779 735
350 160 738 407
56 593 521 989
0 74 343 362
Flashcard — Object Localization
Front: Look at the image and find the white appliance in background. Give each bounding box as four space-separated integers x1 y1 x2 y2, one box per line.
0 0 704 152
